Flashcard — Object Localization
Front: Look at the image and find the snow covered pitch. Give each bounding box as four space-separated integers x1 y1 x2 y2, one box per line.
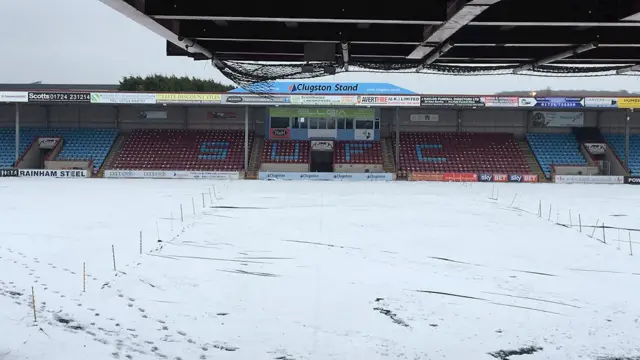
1 179 639 360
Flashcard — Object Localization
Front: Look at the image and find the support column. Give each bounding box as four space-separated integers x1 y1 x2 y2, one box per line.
394 108 400 170
625 109 631 172
244 106 249 171
14 104 20 163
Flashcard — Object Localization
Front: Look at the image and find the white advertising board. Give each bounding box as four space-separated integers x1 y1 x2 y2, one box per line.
18 169 88 178
554 175 623 184
258 172 392 181
104 170 239 180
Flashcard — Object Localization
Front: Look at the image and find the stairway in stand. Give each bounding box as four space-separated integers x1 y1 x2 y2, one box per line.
246 136 264 179
97 133 128 178
381 137 397 174
518 139 546 182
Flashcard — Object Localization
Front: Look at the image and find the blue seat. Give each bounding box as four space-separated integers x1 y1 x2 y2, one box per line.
0 128 118 172
526 133 587 178
603 134 640 174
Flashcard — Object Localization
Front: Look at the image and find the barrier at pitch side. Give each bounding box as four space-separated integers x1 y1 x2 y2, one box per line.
0 169 88 178
258 172 392 181
554 175 623 184
104 170 239 180
411 172 539 182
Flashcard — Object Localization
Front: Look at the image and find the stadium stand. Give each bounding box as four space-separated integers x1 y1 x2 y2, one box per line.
0 128 118 172
603 134 639 174
392 132 530 174
261 140 310 164
526 133 587 177
334 141 382 164
110 129 251 171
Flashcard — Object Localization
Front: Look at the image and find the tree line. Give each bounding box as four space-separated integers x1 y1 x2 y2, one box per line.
118 75 234 92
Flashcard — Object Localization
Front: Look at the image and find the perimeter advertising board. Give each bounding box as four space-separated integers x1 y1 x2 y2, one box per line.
258 172 392 181
104 170 239 180
554 175 623 184
518 97 585 108
155 93 221 104
618 98 640 108
0 91 28 103
28 92 91 103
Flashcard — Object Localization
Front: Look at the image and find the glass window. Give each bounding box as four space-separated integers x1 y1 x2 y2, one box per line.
374 121 380 130
327 118 336 129
345 118 354 129
271 117 290 128
317 118 328 129
337 118 345 129
310 118 319 129
356 120 374 129
292 117 308 128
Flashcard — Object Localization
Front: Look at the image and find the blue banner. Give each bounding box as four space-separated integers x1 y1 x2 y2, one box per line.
518 97 584 108
231 82 415 95
508 174 523 182
478 174 493 182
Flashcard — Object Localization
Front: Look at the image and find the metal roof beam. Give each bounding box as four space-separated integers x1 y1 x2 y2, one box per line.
407 0 503 59
98 0 212 59
512 42 599 73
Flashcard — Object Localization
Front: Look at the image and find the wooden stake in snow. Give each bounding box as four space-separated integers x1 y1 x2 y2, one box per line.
538 200 542 217
202 193 205 208
180 204 184 222
590 219 600 238
112 245 117 272
156 222 160 241
630 232 634 256
579 214 582 232
83 262 86 292
548 204 552 221
31 286 37 322
569 209 572 228
139 231 143 254
192 197 196 216
602 223 606 244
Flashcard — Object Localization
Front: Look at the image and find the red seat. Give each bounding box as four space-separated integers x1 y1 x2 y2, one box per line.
110 129 252 171
392 132 530 174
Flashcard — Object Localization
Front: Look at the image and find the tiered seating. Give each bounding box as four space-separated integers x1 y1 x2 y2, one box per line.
392 132 530 174
603 134 640 174
0 128 118 172
334 141 382 164
261 140 309 164
111 129 251 171
526 133 586 177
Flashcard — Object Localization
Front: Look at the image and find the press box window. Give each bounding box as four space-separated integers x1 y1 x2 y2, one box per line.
271 117 290 128
356 120 374 129
293 117 308 128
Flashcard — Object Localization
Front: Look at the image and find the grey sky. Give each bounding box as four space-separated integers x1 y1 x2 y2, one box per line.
1 0 640 94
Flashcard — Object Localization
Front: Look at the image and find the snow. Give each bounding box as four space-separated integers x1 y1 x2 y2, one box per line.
1 179 639 360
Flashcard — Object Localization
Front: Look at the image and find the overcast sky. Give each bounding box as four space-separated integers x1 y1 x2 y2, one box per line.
1 0 640 94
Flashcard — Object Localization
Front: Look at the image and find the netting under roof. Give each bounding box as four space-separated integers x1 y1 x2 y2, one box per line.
213 60 638 93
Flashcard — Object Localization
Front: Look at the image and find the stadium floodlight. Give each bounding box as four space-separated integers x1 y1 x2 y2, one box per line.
513 42 599 74
617 65 640 74
416 42 454 72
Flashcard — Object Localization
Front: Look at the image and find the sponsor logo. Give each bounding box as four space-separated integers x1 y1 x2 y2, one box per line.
0 169 18 177
493 174 508 182
300 173 320 179
288 83 358 93
366 174 386 179
18 169 85 177
143 171 167 178
226 96 243 103
627 176 640 184
522 174 538 183
270 128 290 139
333 174 353 179
411 173 444 181
479 174 493 182
267 173 285 179
509 174 523 182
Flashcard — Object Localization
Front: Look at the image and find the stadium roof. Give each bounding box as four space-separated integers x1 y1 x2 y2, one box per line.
100 0 640 88
0 83 119 91
102 0 640 66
